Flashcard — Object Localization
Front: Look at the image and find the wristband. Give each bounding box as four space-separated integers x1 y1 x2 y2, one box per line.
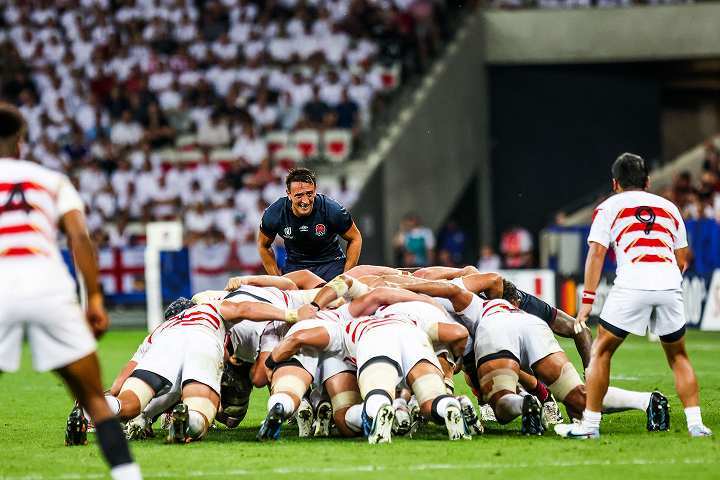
310 301 320 310
285 308 299 323
265 354 278 371
581 290 596 305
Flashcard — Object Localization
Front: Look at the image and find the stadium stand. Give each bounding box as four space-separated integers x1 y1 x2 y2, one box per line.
0 0 464 269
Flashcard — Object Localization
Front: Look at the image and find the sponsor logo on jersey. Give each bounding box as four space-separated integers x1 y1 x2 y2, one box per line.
315 224 326 236
299 225 309 232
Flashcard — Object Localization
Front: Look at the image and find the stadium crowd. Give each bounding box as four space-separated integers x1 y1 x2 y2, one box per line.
0 0 459 261
489 0 693 9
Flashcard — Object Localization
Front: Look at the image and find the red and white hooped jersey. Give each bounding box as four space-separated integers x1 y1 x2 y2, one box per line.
338 308 418 359
589 191 686 290
150 303 226 344
0 159 84 265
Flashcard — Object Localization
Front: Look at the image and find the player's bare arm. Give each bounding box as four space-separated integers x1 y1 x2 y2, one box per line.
225 275 299 291
219 300 318 324
61 209 108 338
461 272 504 299
436 323 469 359
109 360 138 396
340 222 362 272
675 247 690 273
549 309 593 369
393 280 473 312
269 327 331 364
347 286 436 317
577 241 608 330
413 265 480 280
257 229 282 276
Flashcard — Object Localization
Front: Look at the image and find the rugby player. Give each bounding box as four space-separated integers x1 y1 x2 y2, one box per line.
96 295 316 443
0 103 142 479
400 280 670 435
562 153 712 439
258 168 362 281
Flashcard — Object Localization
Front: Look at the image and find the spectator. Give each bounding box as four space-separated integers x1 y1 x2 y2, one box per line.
335 88 360 132
500 226 534 268
328 176 358 209
477 244 502 271
302 85 332 128
231 123 268 167
197 110 231 147
394 213 435 267
110 109 144 147
436 220 466 266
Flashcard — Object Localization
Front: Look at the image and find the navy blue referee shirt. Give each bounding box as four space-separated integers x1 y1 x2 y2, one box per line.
260 193 353 266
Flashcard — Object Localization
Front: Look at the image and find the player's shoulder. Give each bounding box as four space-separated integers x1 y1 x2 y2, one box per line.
264 196 288 214
1 159 66 184
316 192 345 211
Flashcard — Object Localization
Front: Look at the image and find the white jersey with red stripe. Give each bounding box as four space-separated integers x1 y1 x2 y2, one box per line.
335 304 419 360
588 191 686 290
0 159 84 294
150 303 226 344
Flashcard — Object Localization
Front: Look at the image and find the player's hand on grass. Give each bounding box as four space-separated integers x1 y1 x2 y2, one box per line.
297 304 319 321
574 303 591 334
86 293 109 338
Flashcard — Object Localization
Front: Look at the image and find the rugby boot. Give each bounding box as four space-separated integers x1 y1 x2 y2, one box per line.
313 401 332 437
554 422 599 440
646 391 670 432
541 394 564 429
458 395 484 435
689 425 713 437
296 398 314 438
445 404 471 441
368 404 394 444
257 402 285 441
65 404 88 446
520 395 544 436
125 414 152 440
166 403 189 444
479 403 497 422
392 404 412 436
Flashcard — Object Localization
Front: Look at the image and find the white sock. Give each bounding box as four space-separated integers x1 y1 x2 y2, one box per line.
186 410 207 439
602 387 651 412
392 398 408 410
105 395 121 416
684 406 703 429
364 394 391 419
495 394 524 423
110 463 142 480
581 409 602 430
267 393 295 419
433 396 460 418
345 404 363 432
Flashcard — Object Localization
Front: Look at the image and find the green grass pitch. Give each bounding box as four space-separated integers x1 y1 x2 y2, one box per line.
0 329 718 480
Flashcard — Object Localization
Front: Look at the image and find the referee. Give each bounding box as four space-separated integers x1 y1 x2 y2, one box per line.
257 168 362 281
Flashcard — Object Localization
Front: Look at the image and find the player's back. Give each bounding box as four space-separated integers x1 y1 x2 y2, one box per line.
590 190 686 290
0 159 81 296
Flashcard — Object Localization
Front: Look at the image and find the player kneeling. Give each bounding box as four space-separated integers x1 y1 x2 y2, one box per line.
257 317 362 440
474 299 668 436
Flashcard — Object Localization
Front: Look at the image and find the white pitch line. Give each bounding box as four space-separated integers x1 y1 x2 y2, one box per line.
2 457 717 480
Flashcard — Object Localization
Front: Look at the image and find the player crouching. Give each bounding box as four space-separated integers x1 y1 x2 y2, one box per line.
257 317 362 441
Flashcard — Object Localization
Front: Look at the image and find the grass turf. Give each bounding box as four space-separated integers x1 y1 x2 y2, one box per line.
0 329 718 480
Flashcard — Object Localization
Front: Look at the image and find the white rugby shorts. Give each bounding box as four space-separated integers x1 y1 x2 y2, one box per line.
356 323 440 378
0 286 96 373
600 287 685 338
473 312 562 369
134 327 224 395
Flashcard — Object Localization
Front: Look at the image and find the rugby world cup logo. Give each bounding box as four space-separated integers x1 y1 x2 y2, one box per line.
315 224 326 236
283 226 292 237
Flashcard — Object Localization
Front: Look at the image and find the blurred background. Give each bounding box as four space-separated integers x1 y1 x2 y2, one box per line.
2 0 719 329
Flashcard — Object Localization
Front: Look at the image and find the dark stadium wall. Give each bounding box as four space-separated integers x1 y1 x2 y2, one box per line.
489 64 661 240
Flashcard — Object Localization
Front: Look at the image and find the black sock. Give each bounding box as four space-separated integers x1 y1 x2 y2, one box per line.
95 418 134 468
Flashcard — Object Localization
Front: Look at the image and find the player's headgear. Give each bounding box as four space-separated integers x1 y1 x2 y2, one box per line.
611 152 649 189
164 297 196 320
